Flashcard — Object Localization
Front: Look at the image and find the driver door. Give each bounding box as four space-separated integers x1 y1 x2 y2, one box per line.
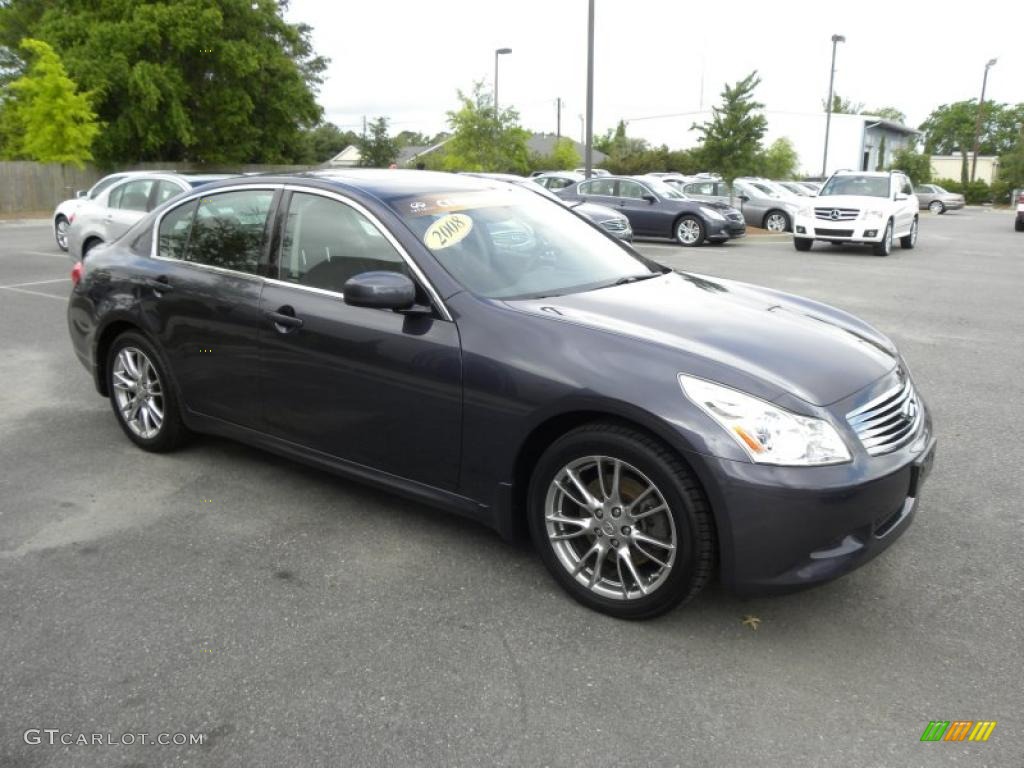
258 190 462 490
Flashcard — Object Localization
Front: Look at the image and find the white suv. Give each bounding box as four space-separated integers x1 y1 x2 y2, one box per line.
793 170 919 256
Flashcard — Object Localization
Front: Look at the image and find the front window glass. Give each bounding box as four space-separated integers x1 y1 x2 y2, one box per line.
278 193 407 292
819 175 891 198
394 188 661 300
113 180 155 211
618 181 646 199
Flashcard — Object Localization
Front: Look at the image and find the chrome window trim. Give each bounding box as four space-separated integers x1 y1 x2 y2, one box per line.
149 182 452 322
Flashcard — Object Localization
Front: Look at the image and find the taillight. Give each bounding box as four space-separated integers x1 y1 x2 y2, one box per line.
68 213 76 225
70 261 83 286
1018 193 1024 205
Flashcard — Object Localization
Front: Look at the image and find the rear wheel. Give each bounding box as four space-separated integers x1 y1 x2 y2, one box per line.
763 210 790 232
1015 217 1024 232
793 237 813 251
107 332 188 452
54 216 70 251
675 216 706 247
528 422 714 619
928 200 945 215
900 217 918 249
873 220 893 256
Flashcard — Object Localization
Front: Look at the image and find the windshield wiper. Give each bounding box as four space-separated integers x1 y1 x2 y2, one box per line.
612 273 661 286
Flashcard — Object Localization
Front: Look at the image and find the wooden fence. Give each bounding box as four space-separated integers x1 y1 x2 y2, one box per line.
0 161 315 215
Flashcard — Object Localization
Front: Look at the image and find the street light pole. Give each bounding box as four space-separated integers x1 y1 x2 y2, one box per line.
970 58 997 183
821 34 845 179
584 0 595 179
494 47 512 116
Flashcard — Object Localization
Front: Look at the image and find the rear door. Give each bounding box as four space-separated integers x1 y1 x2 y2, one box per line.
257 189 462 490
145 187 278 428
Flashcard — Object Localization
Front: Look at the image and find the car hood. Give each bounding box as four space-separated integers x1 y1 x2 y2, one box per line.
503 271 897 406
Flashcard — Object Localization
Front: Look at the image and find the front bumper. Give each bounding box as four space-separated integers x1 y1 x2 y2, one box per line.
794 215 887 243
685 393 935 595
707 218 747 242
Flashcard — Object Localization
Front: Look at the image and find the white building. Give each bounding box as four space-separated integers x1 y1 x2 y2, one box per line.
634 111 919 178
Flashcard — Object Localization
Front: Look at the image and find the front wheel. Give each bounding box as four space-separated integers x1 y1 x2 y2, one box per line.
928 200 945 215
793 237 813 251
1015 218 1024 232
675 216 706 247
528 422 714 619
763 210 790 232
900 217 918 249
873 220 893 256
55 216 70 251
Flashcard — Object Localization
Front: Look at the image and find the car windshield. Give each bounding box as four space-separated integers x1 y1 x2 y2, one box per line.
933 186 948 194
820 175 890 198
88 174 125 199
643 179 687 199
394 188 661 300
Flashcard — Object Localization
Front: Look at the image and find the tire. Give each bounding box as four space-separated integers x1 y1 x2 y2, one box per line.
900 217 918 249
674 215 706 247
762 210 790 233
928 200 945 215
54 215 70 251
527 422 715 620
872 220 893 257
793 237 813 251
1015 218 1024 232
107 331 188 452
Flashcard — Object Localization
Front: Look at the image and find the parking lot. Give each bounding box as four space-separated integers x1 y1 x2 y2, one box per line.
1 209 1021 766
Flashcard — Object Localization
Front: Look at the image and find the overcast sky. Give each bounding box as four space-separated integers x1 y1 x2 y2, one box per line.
286 0 1022 147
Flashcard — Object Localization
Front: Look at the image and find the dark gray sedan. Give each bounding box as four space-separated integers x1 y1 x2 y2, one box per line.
915 184 965 214
67 170 935 619
556 175 745 246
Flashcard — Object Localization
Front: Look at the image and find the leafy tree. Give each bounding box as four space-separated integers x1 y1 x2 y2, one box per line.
822 93 864 114
889 147 931 185
529 136 580 172
291 122 359 164
919 101 1024 185
394 130 430 148
692 71 767 182
357 116 398 167
0 38 99 166
0 0 327 163
757 137 798 179
438 81 530 173
868 106 908 124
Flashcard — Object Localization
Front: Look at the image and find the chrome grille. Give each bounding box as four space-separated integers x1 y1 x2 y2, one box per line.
600 219 628 232
815 207 859 221
846 375 922 456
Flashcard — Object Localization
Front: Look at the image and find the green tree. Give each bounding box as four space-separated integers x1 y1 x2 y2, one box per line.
294 122 359 164
357 116 398 167
919 101 1024 185
0 38 99 166
0 0 326 163
692 71 767 182
823 93 864 114
529 136 580 172
394 130 430 148
438 82 530 173
757 137 798 179
889 146 932 185
868 106 908 124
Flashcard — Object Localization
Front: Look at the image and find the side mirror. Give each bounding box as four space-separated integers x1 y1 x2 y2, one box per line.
738 195 749 203
895 193 908 201
642 194 656 203
76 190 87 199
343 271 416 310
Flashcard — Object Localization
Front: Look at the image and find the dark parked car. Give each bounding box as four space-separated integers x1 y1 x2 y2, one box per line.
556 175 745 246
68 171 935 619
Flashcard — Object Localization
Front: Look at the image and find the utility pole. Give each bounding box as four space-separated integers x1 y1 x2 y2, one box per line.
556 97 562 139
362 115 367 138
584 0 595 179
971 58 997 182
494 47 512 115
821 34 845 179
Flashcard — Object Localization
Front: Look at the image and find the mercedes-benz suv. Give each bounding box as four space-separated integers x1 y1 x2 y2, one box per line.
793 170 919 256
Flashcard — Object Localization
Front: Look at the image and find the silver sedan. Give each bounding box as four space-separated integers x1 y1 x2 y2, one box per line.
915 184 965 215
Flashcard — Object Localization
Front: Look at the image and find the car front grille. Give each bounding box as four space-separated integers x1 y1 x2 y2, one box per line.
815 207 859 221
815 228 854 237
846 374 922 456
601 219 628 232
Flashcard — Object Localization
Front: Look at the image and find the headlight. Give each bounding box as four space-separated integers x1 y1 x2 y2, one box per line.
862 209 884 219
679 375 851 465
797 206 812 217
699 206 725 221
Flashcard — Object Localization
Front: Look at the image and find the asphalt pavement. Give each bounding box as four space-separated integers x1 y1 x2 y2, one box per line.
1 209 1021 767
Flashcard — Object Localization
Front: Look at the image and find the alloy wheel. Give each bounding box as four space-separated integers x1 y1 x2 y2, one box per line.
765 213 788 232
55 218 69 250
910 218 918 246
677 220 701 245
929 201 943 214
111 346 165 439
544 455 677 600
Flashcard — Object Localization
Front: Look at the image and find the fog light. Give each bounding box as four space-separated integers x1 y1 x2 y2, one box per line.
795 225 806 234
864 229 877 237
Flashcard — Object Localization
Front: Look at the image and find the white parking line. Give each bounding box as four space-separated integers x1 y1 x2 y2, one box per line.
0 277 70 289
0 285 67 302
0 250 71 260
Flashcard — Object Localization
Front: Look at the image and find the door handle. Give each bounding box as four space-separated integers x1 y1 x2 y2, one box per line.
144 276 174 294
265 306 303 332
